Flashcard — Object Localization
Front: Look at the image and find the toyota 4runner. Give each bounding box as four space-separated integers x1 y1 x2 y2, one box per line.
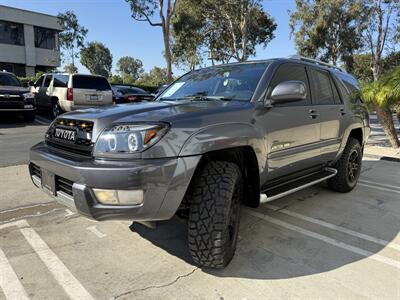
29 56 370 268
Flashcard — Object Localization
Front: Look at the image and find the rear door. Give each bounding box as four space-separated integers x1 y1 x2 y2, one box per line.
33 75 45 107
262 63 322 180
308 67 344 161
72 75 112 107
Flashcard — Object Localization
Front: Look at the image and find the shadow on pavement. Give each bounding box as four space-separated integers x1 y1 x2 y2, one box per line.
132 159 400 280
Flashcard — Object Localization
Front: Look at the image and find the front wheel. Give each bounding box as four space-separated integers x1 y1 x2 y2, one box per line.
187 161 242 268
327 137 362 192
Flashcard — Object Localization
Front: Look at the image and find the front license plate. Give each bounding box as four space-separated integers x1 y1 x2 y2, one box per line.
54 127 77 142
90 95 99 100
41 169 55 195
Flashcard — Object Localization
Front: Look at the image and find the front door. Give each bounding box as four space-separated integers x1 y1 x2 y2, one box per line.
260 63 322 181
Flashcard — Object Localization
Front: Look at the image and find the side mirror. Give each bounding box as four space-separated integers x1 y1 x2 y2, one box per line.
268 81 307 105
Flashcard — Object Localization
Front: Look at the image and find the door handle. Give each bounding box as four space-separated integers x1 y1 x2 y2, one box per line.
340 108 346 115
309 109 319 119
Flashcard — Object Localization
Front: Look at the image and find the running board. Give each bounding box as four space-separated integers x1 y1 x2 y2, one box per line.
260 167 337 203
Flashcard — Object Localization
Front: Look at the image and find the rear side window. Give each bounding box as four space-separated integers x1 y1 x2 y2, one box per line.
53 75 69 88
72 76 111 91
335 74 363 104
309 69 335 105
43 75 52 87
268 63 311 106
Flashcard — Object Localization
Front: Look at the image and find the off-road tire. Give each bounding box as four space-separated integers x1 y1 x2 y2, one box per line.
23 111 36 122
327 137 362 192
187 161 242 268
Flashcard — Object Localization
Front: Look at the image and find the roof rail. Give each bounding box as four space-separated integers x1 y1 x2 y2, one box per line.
287 55 346 73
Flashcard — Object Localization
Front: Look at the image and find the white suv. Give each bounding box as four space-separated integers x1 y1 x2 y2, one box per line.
31 73 113 118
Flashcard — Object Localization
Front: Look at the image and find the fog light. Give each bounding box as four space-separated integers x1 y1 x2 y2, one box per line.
24 104 34 109
93 189 144 205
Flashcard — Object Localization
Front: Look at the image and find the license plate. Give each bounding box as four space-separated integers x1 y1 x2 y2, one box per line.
41 169 55 195
54 127 77 142
90 95 99 100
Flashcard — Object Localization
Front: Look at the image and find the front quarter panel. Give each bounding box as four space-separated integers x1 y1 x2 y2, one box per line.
178 123 266 167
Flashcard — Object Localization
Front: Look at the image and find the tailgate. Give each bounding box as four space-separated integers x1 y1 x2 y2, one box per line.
73 88 112 106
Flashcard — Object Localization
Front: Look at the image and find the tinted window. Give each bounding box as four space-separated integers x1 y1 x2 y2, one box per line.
35 76 44 87
117 87 147 94
159 63 269 101
34 27 57 49
310 69 335 105
268 63 311 106
43 75 52 87
335 74 363 104
331 78 342 104
53 75 69 88
72 76 111 91
0 21 24 46
0 73 21 86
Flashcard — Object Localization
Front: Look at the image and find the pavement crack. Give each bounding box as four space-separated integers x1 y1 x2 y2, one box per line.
112 267 199 299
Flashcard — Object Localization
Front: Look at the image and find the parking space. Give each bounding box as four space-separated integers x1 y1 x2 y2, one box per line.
0 156 399 299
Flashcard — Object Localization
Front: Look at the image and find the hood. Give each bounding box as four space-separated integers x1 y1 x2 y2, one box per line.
0 85 30 95
60 100 252 137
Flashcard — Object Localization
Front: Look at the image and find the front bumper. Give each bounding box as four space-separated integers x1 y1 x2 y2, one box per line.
29 142 200 221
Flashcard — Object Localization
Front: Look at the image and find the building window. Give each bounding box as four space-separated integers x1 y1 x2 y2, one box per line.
0 20 24 46
34 26 57 50
0 62 26 77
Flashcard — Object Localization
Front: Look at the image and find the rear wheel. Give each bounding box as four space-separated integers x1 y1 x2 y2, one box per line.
51 99 62 118
187 161 242 268
327 137 362 192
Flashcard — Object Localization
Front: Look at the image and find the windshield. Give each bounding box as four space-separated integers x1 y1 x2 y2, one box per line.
0 73 21 87
158 63 269 102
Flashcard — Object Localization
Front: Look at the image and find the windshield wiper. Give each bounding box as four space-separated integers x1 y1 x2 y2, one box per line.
181 95 234 101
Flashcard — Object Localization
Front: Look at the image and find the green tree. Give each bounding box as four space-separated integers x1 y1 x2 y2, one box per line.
64 63 78 74
125 0 179 81
80 42 113 77
289 0 365 69
136 66 169 87
116 56 144 81
58 11 88 68
109 74 123 84
173 0 276 67
360 0 400 148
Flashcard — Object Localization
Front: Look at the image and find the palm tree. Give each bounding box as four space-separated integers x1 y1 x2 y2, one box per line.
362 66 400 148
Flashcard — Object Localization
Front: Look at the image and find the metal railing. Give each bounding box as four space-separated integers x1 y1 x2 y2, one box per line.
288 55 346 73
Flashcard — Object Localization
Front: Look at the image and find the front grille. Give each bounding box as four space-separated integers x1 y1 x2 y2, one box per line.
31 163 41 179
56 176 73 196
46 118 94 157
0 100 23 109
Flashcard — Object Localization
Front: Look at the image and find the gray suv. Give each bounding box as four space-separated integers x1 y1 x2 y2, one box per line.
29 57 370 268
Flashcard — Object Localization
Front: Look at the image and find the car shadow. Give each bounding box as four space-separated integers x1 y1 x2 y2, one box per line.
131 159 400 279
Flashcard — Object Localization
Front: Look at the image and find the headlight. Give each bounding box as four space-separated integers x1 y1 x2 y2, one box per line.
22 92 34 100
94 123 169 155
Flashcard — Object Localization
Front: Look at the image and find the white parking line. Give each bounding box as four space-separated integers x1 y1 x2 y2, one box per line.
359 179 400 191
358 183 400 195
0 220 29 231
265 204 400 251
244 209 400 270
0 248 30 300
20 227 94 300
86 225 106 238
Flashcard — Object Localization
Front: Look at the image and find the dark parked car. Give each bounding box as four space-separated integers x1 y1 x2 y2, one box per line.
111 85 154 103
0 71 36 121
29 56 370 268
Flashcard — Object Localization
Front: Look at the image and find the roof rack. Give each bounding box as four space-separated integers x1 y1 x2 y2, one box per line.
287 55 346 73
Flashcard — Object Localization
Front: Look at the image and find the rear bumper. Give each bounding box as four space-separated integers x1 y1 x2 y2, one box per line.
29 142 200 221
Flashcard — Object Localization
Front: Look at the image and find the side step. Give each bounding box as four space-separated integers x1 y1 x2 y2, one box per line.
260 167 337 204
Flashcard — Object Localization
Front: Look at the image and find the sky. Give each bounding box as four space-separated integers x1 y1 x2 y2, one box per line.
0 0 297 75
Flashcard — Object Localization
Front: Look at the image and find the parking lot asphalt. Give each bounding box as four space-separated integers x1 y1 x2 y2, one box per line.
0 113 399 299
